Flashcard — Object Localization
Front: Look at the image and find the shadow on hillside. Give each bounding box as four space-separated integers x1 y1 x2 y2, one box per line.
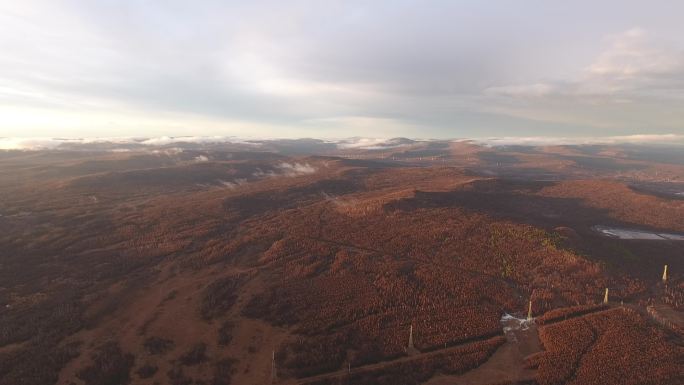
384 186 613 229
383 179 684 280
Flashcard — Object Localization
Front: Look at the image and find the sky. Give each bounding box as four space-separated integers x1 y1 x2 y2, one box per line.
1 0 684 140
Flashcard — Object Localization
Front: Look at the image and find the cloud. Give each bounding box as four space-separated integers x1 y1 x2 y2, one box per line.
587 28 684 79
3 134 683 152
335 137 401 150
0 138 60 150
277 162 316 176
140 136 260 146
487 28 684 101
0 136 141 150
482 28 684 130
250 162 316 178
0 136 264 150
2 3 684 138
475 134 684 146
217 178 246 189
484 83 558 98
333 137 421 150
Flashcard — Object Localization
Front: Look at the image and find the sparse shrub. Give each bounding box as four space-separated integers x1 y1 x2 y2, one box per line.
212 358 238 385
76 342 134 385
136 363 158 378
167 366 192 385
500 257 514 278
0 340 80 385
218 321 235 346
144 336 175 355
179 342 207 366
200 276 245 320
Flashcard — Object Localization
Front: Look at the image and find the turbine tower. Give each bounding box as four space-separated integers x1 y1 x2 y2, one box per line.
527 300 533 321
408 324 414 350
271 350 276 383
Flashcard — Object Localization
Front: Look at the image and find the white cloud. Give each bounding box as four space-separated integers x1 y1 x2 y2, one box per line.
487 28 684 101
0 136 143 150
2 1 684 138
0 136 264 150
335 137 395 149
588 28 684 79
475 134 684 146
277 162 316 176
484 83 557 98
3 134 683 152
140 136 251 146
482 28 684 130
0 137 63 150
217 178 246 189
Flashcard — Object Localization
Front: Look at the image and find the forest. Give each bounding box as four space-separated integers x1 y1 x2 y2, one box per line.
0 141 682 385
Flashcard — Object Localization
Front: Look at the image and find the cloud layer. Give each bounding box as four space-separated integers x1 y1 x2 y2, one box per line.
1 1 683 138
3 134 683 151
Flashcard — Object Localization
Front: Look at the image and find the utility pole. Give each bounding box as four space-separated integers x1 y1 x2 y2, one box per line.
662 265 668 282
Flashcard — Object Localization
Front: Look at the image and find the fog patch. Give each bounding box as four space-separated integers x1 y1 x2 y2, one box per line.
217 179 246 189
252 168 277 178
476 134 684 147
277 162 316 176
151 147 183 156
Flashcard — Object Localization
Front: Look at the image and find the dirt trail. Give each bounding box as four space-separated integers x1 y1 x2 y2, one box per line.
228 269 293 385
286 304 619 385
425 303 682 385
423 316 540 385
286 336 505 385
648 304 684 330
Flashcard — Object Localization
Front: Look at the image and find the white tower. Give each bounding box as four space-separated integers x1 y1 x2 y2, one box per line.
527 300 533 321
271 350 276 383
408 324 414 350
